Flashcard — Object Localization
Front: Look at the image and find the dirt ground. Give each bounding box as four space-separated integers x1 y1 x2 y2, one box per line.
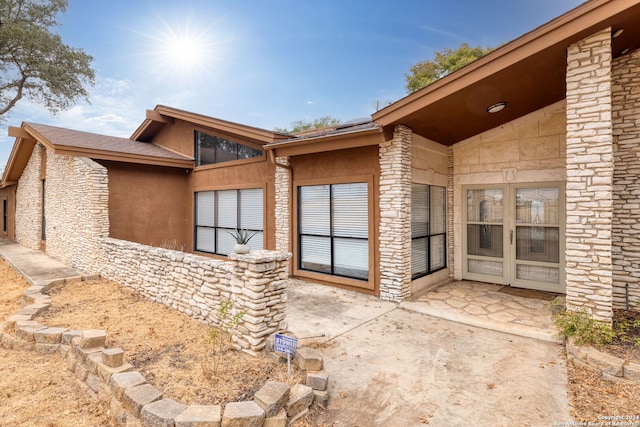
0 261 315 426
1 258 639 425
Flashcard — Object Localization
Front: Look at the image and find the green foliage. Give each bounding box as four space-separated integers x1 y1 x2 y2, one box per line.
552 309 616 348
274 115 342 134
227 228 257 245
614 318 640 346
0 0 95 119
404 43 494 93
203 299 246 377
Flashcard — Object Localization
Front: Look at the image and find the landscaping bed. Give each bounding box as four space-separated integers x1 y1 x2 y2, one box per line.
0 261 318 426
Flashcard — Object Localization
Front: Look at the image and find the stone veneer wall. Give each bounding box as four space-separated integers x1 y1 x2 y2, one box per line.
565 28 614 323
378 125 412 301
45 155 109 274
274 157 291 253
612 49 640 309
15 147 290 351
447 147 455 277
98 240 290 354
15 144 43 250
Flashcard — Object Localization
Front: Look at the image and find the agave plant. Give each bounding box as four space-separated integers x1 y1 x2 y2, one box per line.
227 229 258 245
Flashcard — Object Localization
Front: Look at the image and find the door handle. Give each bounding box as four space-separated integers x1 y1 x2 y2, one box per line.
510 230 513 245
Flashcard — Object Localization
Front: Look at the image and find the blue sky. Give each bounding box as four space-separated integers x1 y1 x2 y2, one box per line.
0 0 584 166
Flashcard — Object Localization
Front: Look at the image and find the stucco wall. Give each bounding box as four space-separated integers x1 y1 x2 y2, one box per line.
451 101 567 281
46 154 109 274
15 144 43 250
612 48 640 309
97 160 190 250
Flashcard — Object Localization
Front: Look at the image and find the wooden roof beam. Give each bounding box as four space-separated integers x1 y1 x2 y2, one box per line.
146 110 174 124
8 126 35 141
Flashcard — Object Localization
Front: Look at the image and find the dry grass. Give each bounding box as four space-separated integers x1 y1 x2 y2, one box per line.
38 277 306 406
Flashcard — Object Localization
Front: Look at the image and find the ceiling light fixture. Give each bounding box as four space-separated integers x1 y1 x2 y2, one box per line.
621 48 630 55
487 102 507 114
613 28 624 38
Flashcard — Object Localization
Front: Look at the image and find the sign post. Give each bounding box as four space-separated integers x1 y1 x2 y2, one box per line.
274 333 298 376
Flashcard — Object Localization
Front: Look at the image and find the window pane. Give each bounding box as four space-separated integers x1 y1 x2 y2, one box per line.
467 189 503 222
467 224 503 257
300 235 331 274
430 186 446 235
250 231 264 251
333 183 368 238
334 238 368 279
240 188 263 230
411 237 428 277
196 227 216 253
215 137 238 163
411 183 429 237
217 190 238 229
430 235 446 270
299 185 330 235
516 226 559 263
238 144 262 159
216 228 236 255
196 191 216 227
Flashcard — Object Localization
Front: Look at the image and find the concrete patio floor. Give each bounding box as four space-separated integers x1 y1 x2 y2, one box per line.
285 279 571 426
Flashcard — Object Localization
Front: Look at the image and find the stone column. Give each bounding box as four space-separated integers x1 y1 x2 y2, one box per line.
228 250 290 355
447 146 455 278
378 125 412 302
15 144 43 250
274 157 291 253
611 49 640 308
565 28 613 323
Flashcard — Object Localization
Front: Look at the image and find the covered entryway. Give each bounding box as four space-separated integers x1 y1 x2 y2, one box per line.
463 183 565 293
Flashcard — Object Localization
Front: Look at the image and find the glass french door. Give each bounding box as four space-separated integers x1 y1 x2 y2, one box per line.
463 183 565 293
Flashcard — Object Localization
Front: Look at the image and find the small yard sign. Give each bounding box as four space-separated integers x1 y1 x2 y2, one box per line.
274 333 298 356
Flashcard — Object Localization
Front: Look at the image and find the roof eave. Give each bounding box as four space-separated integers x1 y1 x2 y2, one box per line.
372 0 626 127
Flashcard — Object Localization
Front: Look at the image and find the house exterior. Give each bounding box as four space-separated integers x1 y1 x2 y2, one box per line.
2 0 639 324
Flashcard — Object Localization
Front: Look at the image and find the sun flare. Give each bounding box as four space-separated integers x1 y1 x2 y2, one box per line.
143 17 220 80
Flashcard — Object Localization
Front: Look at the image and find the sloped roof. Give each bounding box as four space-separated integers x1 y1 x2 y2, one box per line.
132 104 292 144
26 123 193 162
2 122 193 186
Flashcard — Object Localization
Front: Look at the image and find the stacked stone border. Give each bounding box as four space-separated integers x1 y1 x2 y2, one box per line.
566 337 640 383
0 275 331 426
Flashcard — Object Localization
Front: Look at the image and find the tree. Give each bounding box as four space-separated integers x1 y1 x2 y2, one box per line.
0 0 95 119
275 115 342 134
405 43 494 93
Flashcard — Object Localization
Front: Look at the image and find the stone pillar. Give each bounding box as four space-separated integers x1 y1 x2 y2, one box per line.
378 125 412 302
612 49 640 308
565 28 613 323
447 147 455 278
15 144 43 250
228 250 290 355
274 157 291 253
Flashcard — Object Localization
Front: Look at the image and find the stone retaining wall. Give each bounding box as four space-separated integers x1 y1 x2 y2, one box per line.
0 276 328 427
566 337 640 383
98 238 290 354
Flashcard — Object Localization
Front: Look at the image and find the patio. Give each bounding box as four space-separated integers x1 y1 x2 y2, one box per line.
401 281 563 343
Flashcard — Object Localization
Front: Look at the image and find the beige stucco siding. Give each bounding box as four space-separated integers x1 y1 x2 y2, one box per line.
452 101 567 282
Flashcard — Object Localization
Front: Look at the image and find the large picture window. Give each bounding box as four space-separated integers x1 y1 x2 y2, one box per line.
195 188 263 255
195 131 262 166
298 182 369 281
412 183 446 279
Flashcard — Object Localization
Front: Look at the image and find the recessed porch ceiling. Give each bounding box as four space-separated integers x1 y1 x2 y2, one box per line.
373 0 640 146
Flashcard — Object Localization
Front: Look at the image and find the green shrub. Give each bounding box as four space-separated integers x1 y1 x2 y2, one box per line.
552 309 615 348
202 299 246 378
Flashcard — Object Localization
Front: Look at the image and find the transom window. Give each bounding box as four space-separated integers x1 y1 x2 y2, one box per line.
412 183 447 279
298 182 369 281
195 189 263 255
195 131 262 166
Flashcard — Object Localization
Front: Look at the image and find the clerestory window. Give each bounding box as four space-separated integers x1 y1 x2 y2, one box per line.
195 131 262 166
